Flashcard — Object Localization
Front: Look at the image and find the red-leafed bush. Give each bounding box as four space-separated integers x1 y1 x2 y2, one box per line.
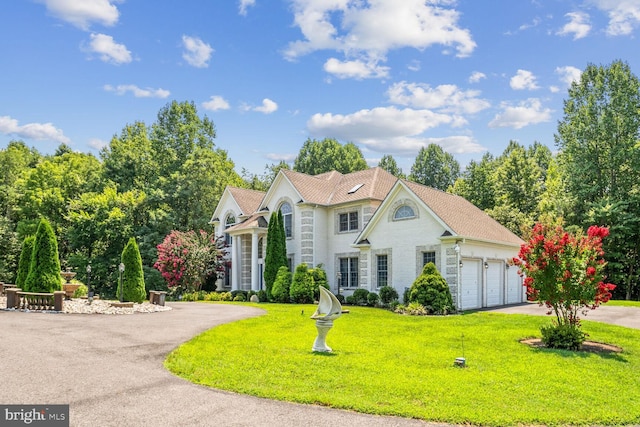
513 223 615 349
154 230 226 295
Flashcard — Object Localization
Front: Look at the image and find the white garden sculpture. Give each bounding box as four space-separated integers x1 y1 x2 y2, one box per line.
310 286 343 352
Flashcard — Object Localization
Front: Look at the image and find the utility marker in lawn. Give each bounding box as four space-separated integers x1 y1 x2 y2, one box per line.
311 287 343 352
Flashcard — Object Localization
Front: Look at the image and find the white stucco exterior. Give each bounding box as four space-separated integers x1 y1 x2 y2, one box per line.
210 168 525 310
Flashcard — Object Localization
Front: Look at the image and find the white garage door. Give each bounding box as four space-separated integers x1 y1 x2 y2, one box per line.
460 258 481 310
506 266 522 304
486 261 503 307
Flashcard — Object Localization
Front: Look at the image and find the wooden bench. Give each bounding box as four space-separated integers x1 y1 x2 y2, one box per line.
5 288 65 311
149 291 167 306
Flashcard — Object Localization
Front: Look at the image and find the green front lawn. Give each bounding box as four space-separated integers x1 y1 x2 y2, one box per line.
165 304 640 426
608 299 640 307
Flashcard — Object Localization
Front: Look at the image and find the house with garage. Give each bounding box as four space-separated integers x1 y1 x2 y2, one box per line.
209 167 525 310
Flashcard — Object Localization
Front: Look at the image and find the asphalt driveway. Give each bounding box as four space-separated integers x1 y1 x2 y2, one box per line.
488 302 640 330
0 303 438 427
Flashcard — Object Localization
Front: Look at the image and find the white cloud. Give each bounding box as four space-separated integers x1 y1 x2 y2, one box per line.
510 69 540 90
239 0 256 16
468 71 486 83
308 106 454 141
42 0 120 30
323 58 389 79
265 152 296 162
407 60 421 72
252 98 278 114
387 81 490 115
181 35 213 68
590 0 640 36
284 0 475 79
202 96 231 111
0 115 70 144
557 11 591 39
555 65 582 87
104 84 170 98
86 33 132 64
88 138 108 150
549 86 560 93
488 98 552 129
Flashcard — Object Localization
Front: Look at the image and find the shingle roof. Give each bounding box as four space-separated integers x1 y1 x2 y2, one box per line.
228 187 265 216
401 180 523 246
281 167 397 206
225 213 268 233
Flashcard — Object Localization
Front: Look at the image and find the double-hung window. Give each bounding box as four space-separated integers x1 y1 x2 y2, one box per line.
339 257 359 288
423 251 436 266
377 254 388 287
339 211 358 232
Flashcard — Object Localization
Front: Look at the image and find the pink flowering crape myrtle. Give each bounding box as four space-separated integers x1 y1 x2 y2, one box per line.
513 223 616 327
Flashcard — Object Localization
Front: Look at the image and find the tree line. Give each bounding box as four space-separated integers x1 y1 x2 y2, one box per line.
0 60 638 299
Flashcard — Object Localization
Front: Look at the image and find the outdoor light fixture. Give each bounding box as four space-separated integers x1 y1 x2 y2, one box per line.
459 260 463 268
118 262 125 303
484 262 489 269
86 264 93 304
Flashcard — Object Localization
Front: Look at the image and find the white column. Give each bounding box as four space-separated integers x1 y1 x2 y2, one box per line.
251 232 259 291
231 235 239 291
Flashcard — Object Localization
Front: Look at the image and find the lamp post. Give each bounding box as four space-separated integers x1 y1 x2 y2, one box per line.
86 264 92 304
118 262 125 303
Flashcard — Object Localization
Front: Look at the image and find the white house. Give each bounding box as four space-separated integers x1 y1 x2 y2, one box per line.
209 167 525 310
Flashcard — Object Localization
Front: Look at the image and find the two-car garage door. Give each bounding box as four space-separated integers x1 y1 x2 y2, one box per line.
459 259 522 310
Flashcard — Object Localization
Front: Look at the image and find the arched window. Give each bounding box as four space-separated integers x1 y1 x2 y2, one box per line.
280 202 292 238
394 205 416 220
224 214 236 245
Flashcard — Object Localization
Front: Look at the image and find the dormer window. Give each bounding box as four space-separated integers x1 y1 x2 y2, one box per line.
394 205 416 220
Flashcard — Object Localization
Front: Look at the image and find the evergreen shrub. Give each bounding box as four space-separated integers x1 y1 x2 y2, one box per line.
290 263 314 303
271 266 291 303
408 262 454 315
118 237 146 303
24 219 62 293
15 235 35 288
379 286 398 305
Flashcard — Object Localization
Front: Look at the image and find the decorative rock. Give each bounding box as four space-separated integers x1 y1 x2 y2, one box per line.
250 294 259 303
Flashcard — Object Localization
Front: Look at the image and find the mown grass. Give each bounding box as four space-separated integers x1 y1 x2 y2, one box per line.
608 299 640 307
165 303 640 426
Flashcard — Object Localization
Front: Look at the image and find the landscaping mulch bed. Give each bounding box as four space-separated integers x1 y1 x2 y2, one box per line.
521 337 623 354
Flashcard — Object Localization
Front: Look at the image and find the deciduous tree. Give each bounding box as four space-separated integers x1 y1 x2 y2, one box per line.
409 144 460 191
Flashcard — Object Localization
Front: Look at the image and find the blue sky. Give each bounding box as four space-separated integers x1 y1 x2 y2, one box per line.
1 1 639 175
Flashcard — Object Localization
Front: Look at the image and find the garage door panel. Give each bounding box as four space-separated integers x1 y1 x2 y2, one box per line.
506 267 522 304
486 261 503 307
461 259 481 310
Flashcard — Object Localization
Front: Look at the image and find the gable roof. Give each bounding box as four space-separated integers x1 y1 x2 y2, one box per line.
227 186 265 216
355 179 523 247
278 167 397 206
224 213 268 234
401 180 524 246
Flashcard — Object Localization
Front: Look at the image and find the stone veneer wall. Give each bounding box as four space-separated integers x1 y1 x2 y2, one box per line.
444 246 458 302
240 235 251 290
300 209 314 265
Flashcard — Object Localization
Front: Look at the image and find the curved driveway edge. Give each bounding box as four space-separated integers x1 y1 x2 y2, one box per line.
488 302 640 330
0 303 442 427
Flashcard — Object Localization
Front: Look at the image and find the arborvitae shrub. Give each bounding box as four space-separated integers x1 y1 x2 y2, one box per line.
15 236 35 288
351 288 370 305
379 286 399 305
310 264 329 300
408 262 454 315
24 219 62 293
290 263 315 303
271 266 291 303
118 237 146 303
